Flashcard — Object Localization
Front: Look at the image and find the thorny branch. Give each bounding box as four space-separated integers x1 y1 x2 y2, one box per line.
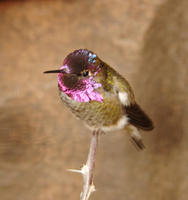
68 130 99 200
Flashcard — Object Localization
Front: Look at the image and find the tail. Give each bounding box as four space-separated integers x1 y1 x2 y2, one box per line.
126 125 145 150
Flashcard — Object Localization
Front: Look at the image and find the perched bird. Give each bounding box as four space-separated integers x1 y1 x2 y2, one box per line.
44 49 154 149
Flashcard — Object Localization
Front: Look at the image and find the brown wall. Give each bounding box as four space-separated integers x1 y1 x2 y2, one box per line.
0 0 187 200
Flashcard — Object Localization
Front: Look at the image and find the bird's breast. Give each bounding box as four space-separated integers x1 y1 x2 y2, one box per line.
59 90 126 130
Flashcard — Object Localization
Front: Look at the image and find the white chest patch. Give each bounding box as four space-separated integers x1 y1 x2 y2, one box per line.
118 92 129 106
101 116 129 132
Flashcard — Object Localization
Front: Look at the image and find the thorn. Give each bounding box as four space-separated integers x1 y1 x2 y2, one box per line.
86 184 96 199
67 169 83 174
81 164 89 174
90 184 96 192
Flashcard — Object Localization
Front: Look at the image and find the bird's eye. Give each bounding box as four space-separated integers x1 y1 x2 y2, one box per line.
82 70 89 77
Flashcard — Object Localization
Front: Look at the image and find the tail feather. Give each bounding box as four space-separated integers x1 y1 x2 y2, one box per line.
130 137 145 150
126 125 145 150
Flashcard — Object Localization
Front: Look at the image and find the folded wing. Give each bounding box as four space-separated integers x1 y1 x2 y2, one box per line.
125 103 154 131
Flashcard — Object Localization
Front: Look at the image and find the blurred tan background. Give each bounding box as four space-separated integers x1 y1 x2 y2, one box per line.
0 0 187 200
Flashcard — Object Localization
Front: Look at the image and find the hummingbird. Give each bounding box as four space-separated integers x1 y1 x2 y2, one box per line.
44 49 154 149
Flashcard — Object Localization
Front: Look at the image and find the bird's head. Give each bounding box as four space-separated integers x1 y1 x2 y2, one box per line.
44 49 103 102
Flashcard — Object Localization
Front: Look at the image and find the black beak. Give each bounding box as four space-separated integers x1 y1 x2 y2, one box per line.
43 69 65 74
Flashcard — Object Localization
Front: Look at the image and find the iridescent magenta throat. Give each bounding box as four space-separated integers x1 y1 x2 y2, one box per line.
58 66 103 103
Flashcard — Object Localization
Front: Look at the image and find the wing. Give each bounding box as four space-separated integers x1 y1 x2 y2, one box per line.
125 103 154 130
106 65 153 130
100 63 154 131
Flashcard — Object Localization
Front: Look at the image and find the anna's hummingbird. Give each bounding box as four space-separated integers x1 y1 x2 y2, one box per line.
44 49 154 149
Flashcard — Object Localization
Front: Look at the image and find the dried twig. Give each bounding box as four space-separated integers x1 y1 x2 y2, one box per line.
68 130 99 200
